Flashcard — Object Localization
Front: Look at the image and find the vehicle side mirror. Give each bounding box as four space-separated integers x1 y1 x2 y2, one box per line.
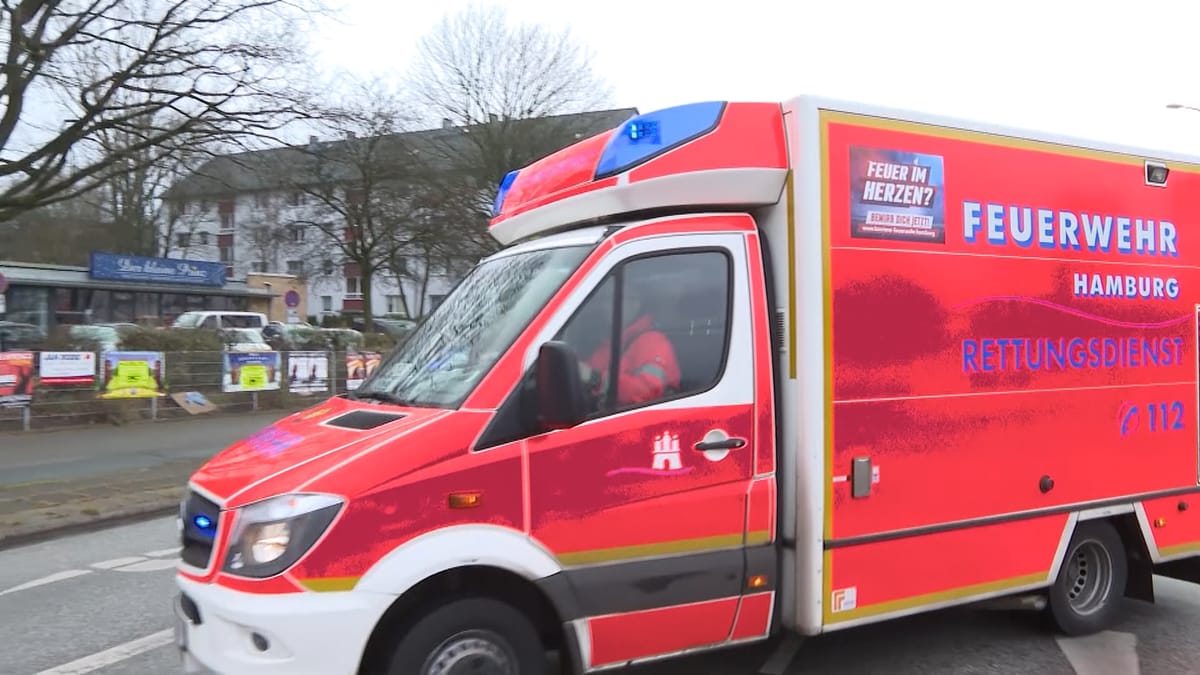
534 340 587 430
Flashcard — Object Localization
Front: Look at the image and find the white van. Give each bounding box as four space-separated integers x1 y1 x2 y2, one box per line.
171 311 268 332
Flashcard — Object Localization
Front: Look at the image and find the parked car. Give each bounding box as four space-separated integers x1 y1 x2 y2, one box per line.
0 321 46 350
172 311 268 332
219 328 273 353
261 322 325 350
67 323 140 353
317 327 363 351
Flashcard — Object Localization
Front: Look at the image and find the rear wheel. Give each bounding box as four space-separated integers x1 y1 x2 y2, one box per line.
1046 519 1128 636
387 597 546 675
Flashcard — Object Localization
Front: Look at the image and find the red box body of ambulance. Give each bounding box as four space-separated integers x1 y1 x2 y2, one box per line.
174 94 1200 674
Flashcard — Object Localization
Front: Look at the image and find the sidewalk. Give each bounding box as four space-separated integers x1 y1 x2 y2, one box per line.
0 410 294 549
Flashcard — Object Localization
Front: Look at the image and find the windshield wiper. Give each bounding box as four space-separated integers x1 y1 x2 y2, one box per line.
348 389 409 406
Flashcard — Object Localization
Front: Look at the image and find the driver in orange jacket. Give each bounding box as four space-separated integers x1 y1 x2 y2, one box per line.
578 293 680 408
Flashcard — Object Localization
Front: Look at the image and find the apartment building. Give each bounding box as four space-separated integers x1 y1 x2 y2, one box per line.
158 108 637 321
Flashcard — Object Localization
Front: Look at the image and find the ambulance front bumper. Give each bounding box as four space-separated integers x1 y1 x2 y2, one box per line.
174 574 395 675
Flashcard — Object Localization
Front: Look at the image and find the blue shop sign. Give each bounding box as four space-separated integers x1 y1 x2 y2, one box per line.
89 252 226 287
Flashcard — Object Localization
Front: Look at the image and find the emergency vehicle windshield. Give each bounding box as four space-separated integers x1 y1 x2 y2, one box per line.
350 243 592 408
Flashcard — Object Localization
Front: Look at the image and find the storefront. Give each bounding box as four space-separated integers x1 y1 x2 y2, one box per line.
0 253 274 334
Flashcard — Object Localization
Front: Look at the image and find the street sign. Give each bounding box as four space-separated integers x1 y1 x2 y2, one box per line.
284 290 300 308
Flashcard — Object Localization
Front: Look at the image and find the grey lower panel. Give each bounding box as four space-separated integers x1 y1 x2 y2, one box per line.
535 543 779 621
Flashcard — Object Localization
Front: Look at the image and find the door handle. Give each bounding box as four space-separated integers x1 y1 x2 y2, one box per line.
693 437 746 452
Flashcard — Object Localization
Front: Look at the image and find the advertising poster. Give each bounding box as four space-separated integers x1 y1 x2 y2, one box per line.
849 145 946 243
0 351 35 408
39 351 96 386
287 351 329 395
346 351 382 390
99 351 165 399
171 391 217 415
223 352 281 393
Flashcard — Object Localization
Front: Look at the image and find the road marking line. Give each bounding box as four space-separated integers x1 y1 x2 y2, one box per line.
35 629 173 675
759 634 802 674
114 559 178 572
144 547 181 558
90 556 146 570
1055 629 1140 675
0 569 92 597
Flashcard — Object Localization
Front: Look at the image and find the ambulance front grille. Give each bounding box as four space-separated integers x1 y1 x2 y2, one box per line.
180 491 220 569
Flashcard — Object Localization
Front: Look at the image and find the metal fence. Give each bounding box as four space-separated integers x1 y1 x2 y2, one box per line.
0 350 375 433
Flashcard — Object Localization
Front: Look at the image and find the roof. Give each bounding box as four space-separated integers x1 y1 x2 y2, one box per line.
0 260 274 297
163 107 639 200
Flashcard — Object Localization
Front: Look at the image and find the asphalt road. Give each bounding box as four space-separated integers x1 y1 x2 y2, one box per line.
4 515 1200 674
0 411 290 487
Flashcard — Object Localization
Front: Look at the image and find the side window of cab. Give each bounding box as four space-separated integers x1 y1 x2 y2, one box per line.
553 248 732 418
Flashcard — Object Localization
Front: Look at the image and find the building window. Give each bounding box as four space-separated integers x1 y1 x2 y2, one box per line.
219 246 234 263
321 296 332 312
175 232 190 248
286 260 303 275
217 200 234 231
255 193 271 208
251 261 269 273
196 232 209 246
345 277 360 295
288 191 306 206
385 294 403 314
289 225 305 243
429 294 446 310
322 259 334 275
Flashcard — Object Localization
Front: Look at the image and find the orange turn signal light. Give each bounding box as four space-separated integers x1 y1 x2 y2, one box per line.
449 492 482 509
1154 517 1167 528
749 574 768 589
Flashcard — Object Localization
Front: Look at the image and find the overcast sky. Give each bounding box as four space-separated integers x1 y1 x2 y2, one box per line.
310 0 1200 156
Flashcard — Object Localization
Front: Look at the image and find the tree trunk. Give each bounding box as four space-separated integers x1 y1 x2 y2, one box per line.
361 266 375 333
418 262 431 318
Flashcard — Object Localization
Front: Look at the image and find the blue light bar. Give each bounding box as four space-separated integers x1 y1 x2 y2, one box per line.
491 169 520 217
193 514 214 531
594 101 727 179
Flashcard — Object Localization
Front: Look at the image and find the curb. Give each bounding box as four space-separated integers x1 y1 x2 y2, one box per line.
0 497 181 552
0 406 301 439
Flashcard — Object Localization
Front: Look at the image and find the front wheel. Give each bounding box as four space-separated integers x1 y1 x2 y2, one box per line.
1046 519 1128 636
387 597 546 675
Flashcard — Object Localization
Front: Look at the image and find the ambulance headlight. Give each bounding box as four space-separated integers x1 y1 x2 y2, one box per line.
222 493 343 578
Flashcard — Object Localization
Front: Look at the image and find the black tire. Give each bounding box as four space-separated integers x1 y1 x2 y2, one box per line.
387 597 546 675
1046 519 1128 636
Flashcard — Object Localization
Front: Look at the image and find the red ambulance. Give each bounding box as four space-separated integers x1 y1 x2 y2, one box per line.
174 94 1200 674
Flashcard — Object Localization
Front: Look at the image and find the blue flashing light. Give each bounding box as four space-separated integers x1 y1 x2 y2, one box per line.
491 169 520 217
193 514 214 531
594 101 726 179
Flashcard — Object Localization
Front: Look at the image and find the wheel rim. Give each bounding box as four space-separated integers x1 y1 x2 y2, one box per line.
421 630 516 675
1064 537 1114 616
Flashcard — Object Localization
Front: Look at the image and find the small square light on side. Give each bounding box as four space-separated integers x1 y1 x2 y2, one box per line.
1145 160 1169 187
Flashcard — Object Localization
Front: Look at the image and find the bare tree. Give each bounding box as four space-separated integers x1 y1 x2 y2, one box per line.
92 109 221 256
0 0 325 222
265 79 426 332
404 4 618 257
0 192 112 264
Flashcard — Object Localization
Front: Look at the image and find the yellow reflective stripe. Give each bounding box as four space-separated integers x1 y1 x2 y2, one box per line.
297 576 360 592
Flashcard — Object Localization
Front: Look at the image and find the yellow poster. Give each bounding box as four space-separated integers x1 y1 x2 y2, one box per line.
223 352 281 392
99 351 166 399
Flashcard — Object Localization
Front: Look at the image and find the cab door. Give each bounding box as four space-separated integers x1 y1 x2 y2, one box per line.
522 221 762 668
